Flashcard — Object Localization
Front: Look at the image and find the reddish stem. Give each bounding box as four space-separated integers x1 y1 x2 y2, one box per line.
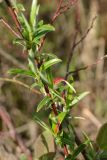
44 85 69 157
4 0 22 35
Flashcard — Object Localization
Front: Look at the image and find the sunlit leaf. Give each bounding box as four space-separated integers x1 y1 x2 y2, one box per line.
68 92 89 109
38 20 44 26
37 24 55 33
50 89 65 104
33 24 55 41
64 80 76 93
57 112 67 124
30 0 40 30
38 71 49 84
41 58 62 71
17 3 25 11
37 96 51 112
28 49 36 73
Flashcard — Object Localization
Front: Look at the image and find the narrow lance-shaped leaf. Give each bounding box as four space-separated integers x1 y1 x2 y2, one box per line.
68 92 89 109
71 141 89 160
37 96 51 112
37 24 55 33
50 89 65 104
30 0 40 30
33 24 55 41
46 68 53 88
64 80 76 93
38 71 49 84
28 49 36 74
8 68 35 77
57 112 67 125
21 13 32 36
41 58 62 71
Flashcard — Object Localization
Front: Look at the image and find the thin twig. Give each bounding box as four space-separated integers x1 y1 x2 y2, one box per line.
0 17 20 38
38 0 78 52
74 16 97 48
65 16 97 80
67 55 107 77
0 78 41 95
44 84 69 157
4 0 22 35
65 2 80 80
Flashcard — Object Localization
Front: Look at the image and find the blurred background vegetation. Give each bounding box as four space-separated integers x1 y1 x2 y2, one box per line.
0 0 107 159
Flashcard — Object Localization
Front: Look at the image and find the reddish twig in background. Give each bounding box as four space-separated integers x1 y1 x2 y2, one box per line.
0 106 33 160
65 16 97 80
38 0 78 52
0 17 20 38
65 1 80 80
74 16 97 49
4 0 22 35
67 55 107 76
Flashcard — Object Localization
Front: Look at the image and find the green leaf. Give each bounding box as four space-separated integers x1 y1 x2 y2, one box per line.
33 24 55 41
41 58 62 71
30 0 40 30
22 14 31 33
71 141 89 160
44 53 58 59
62 131 75 150
68 92 89 109
96 123 107 150
57 112 67 124
19 13 32 41
13 38 25 47
37 96 51 112
50 112 67 129
30 82 38 89
38 20 44 26
46 68 53 88
38 71 49 84
63 80 76 93
17 3 25 11
50 89 65 104
28 49 36 73
8 68 35 77
37 24 55 32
